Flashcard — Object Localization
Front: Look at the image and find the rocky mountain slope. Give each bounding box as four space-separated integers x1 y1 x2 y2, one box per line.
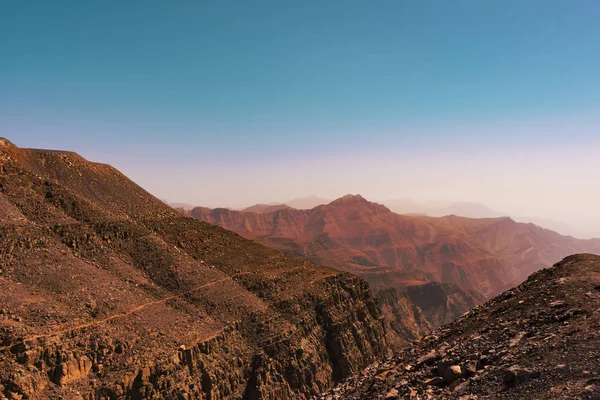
0 138 391 399
318 254 600 400
187 195 600 299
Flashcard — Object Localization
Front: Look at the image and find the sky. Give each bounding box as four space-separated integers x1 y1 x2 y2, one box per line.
2 1 600 237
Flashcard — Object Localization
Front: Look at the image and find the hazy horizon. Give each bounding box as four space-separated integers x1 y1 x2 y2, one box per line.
4 1 600 238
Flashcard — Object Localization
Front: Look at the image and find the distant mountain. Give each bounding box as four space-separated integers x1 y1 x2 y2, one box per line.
168 196 328 213
183 195 490 338
384 197 502 218
241 203 292 213
285 195 330 209
187 194 600 300
384 197 600 239
513 215 592 239
167 202 196 211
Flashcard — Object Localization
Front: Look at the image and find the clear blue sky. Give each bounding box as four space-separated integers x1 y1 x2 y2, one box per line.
2 1 600 230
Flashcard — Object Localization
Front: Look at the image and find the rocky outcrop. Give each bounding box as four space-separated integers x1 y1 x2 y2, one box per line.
318 254 600 399
0 139 391 399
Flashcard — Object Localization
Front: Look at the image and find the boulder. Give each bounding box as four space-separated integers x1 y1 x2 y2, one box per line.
384 388 399 399
437 360 453 377
417 350 441 367
443 365 462 384
503 367 540 386
462 361 477 378
424 377 445 387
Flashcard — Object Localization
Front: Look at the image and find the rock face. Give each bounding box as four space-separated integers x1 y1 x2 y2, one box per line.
186 195 600 299
0 139 390 399
318 254 600 399
375 283 483 349
404 282 485 329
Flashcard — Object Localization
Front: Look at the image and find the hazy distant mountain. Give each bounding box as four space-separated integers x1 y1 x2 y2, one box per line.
183 195 487 338
384 197 502 218
186 194 600 341
168 202 197 211
513 216 589 239
241 203 292 213
285 195 330 209
384 197 599 239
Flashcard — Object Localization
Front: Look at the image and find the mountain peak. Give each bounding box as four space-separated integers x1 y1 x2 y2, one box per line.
329 194 369 205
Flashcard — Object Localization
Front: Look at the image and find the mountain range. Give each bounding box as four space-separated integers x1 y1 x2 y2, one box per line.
173 196 597 239
3 137 598 399
183 194 600 299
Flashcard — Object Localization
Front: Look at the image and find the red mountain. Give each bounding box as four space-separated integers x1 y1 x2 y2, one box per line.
185 194 600 299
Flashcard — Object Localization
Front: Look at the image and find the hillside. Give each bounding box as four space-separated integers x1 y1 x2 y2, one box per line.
0 139 390 399
318 254 600 399
187 195 600 299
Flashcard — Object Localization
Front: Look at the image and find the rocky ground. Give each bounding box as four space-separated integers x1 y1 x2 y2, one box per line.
317 254 600 400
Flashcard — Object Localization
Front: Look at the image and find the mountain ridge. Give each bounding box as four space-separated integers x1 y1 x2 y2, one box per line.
0 140 391 399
